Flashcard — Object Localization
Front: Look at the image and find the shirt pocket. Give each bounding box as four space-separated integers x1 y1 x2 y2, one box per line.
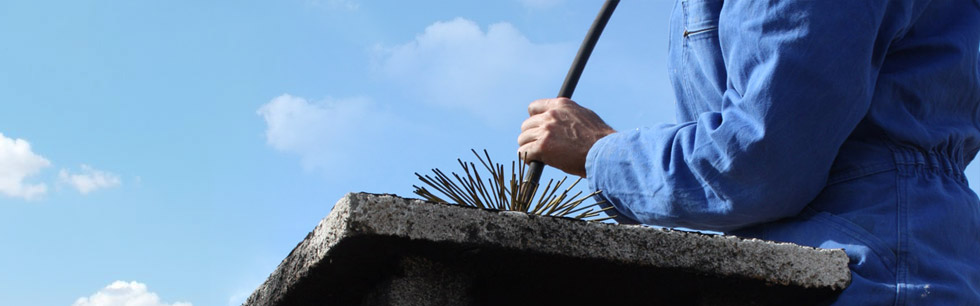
682 0 722 40
678 0 726 113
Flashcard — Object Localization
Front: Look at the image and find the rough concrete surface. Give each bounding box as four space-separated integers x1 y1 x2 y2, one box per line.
244 193 851 306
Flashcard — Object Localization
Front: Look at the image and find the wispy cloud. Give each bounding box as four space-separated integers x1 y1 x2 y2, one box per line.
227 291 251 306
375 18 573 122
258 94 409 174
59 165 122 194
73 281 191 306
0 133 50 200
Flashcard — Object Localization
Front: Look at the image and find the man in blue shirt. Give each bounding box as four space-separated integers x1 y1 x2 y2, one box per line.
518 1 980 304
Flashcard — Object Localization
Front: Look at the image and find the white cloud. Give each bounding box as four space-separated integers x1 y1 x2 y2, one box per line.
226 291 251 306
258 94 407 173
59 164 122 194
375 18 573 122
73 281 191 306
518 0 563 9
0 133 50 200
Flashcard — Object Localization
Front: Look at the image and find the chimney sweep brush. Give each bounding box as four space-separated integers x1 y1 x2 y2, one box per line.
413 0 620 221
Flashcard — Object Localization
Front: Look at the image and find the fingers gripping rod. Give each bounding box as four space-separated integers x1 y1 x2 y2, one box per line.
521 0 620 204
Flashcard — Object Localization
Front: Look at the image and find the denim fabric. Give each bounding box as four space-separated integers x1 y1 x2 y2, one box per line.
586 1 980 304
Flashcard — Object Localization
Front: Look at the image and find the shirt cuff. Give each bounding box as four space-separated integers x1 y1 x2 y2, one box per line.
585 132 616 184
586 132 642 224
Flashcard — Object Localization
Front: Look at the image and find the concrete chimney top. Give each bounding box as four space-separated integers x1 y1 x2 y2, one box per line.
244 193 850 305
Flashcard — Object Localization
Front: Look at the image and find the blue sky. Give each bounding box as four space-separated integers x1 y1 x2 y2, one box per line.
1 1 977 305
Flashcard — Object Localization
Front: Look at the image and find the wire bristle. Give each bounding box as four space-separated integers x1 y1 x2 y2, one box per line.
413 149 609 222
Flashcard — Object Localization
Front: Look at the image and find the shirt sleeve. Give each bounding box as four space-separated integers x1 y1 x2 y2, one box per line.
586 1 887 232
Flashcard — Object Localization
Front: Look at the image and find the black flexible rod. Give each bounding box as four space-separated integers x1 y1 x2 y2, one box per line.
522 0 619 203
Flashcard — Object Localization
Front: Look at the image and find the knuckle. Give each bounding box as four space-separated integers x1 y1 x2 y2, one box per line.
544 109 561 118
538 122 552 133
537 131 551 147
517 132 532 145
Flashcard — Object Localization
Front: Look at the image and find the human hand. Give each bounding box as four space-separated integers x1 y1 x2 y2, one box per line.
518 98 616 177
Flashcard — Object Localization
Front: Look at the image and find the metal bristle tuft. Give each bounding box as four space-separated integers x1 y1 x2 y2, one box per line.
414 149 614 222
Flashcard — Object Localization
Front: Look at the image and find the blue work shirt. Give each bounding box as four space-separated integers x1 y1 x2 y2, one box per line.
586 1 980 304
